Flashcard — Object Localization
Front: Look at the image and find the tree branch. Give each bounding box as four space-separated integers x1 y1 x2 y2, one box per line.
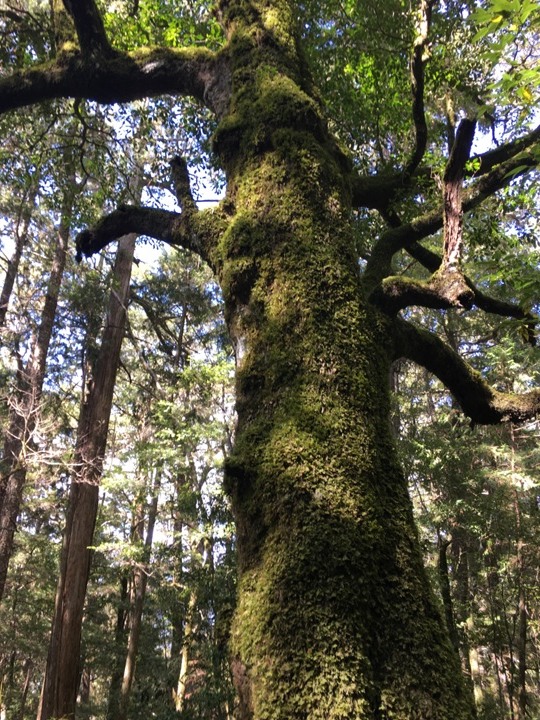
75 205 209 263
0 47 230 116
350 123 540 210
363 147 540 292
403 241 537 343
62 0 114 57
405 0 434 177
467 123 540 177
393 318 540 424
170 156 198 215
369 273 474 315
75 206 181 260
368 256 537 344
441 118 475 270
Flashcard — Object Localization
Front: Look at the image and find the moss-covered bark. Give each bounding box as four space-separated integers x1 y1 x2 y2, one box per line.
209 2 475 718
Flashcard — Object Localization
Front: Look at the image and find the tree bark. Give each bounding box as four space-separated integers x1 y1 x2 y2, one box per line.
210 3 475 716
437 534 460 654
15 659 33 720
106 575 129 720
117 469 160 720
37 233 136 720
511 425 528 720
174 589 197 713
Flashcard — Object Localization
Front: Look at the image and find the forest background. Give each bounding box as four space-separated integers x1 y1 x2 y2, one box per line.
0 0 539 719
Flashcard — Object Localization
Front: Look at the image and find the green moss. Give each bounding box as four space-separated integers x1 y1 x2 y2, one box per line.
210 5 475 717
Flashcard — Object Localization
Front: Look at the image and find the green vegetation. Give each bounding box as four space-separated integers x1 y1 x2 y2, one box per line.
0 0 539 718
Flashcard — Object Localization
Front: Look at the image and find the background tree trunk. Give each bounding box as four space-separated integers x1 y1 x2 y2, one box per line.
38 232 136 720
0 188 71 600
106 575 129 720
174 589 197 713
0 180 39 329
117 469 160 720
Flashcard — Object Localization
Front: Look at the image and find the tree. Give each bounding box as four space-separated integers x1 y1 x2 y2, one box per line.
104 246 235 719
1 1 539 718
38 232 136 720
0 136 77 601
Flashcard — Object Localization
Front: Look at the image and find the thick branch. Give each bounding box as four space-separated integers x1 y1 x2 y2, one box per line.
404 240 537 343
405 0 434 176
75 206 205 262
0 47 229 116
370 273 474 315
394 318 540 424
350 170 430 211
442 119 475 270
62 0 114 57
363 147 539 292
369 261 537 342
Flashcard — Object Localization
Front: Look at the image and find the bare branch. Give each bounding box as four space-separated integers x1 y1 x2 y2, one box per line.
393 318 540 424
75 205 208 262
369 273 474 315
75 199 228 268
363 147 539 292
170 156 197 215
368 256 537 343
404 240 537 343
441 118 475 270
0 47 229 116
75 206 182 260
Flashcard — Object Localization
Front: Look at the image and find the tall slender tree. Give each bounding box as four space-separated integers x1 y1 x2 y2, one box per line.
38 232 136 720
0 147 78 600
116 463 161 720
1 1 539 718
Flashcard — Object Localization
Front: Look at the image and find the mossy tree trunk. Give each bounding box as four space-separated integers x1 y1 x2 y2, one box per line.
208 3 474 718
10 0 538 718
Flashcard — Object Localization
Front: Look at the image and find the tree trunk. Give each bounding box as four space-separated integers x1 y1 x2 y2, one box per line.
0 205 70 601
15 659 33 720
450 528 481 711
106 574 129 720
79 667 91 707
37 233 136 720
174 590 197 713
511 425 528 720
117 470 160 720
168 492 186 705
517 580 527 720
437 533 460 654
0 180 39 328
212 3 475 716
